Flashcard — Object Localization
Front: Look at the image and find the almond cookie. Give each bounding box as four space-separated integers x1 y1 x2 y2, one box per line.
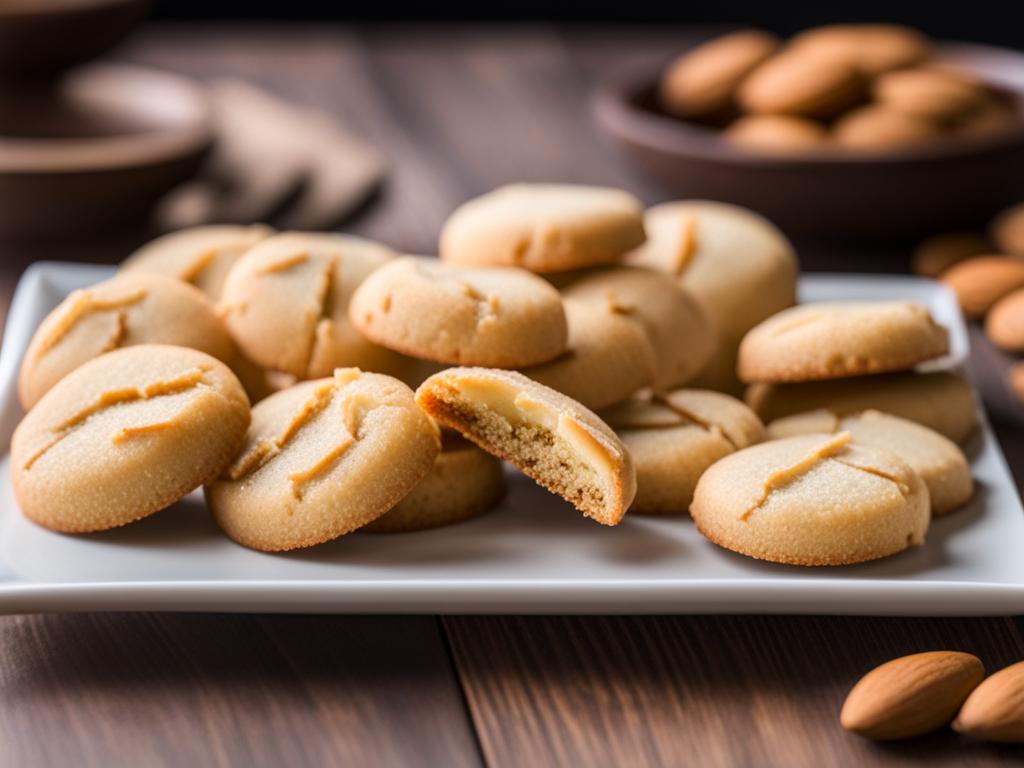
659 29 780 119
874 68 989 122
560 266 712 390
121 224 273 299
833 106 943 151
521 298 656 410
991 202 1024 257
18 273 237 410
219 231 412 380
737 50 866 119
940 256 1024 318
911 232 991 278
207 369 440 551
363 431 505 533
602 389 764 515
789 24 931 76
745 371 978 444
766 409 972 515
738 301 949 383
626 200 797 393
415 367 636 525
439 184 646 273
725 114 829 152
691 432 930 566
12 345 250 533
349 255 568 368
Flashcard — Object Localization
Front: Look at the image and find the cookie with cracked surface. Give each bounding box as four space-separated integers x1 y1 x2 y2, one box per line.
766 409 972 515
626 200 797 393
602 389 764 515
745 371 978 444
219 231 413 380
121 224 273 299
363 431 505 533
521 298 657 410
690 432 930 566
11 345 250 533
738 301 949 383
349 256 568 368
207 369 440 552
439 184 646 273
560 266 713 390
415 368 636 526
18 273 238 410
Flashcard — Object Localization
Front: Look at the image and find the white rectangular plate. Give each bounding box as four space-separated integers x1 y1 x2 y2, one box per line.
0 263 1019 616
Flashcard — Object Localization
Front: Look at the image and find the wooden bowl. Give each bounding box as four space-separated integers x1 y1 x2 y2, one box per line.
0 63 212 240
0 0 148 83
594 42 1024 243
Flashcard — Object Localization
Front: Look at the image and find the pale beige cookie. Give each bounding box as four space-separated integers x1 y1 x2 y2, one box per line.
745 371 978 444
789 24 931 76
940 256 1024 318
833 106 943 151
363 431 505 533
18 273 237 410
121 224 273 299
349 255 568 368
603 388 764 515
521 298 656 410
415 367 635 526
990 202 1024 257
737 50 866 119
690 432 930 566
439 184 646 273
219 231 412 380
626 200 797 393
560 266 712 390
12 345 250 533
659 29 780 118
725 114 829 152
738 301 949 383
911 232 991 278
765 409 972 515
874 68 990 122
207 369 440 552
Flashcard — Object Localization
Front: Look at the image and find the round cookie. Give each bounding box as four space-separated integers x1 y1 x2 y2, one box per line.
415 367 636 526
219 231 412 380
207 369 440 552
18 272 237 410
725 115 829 152
521 298 657 411
439 184 646 273
12 345 250 533
737 50 866 119
659 29 780 119
745 371 978 444
626 200 797 393
874 68 989 122
765 409 972 515
121 224 273 299
363 431 506 533
602 389 765 515
789 24 931 76
738 301 950 384
833 106 943 151
690 432 930 566
349 255 568 368
560 266 712 390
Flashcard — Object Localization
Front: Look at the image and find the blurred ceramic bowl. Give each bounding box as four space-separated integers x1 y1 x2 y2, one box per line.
594 42 1024 243
0 63 212 239
0 0 148 83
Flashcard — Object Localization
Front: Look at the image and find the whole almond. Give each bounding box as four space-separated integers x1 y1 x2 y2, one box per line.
953 660 1024 742
940 256 1024 317
992 202 1024 257
912 232 990 278
986 287 1024 351
840 651 984 740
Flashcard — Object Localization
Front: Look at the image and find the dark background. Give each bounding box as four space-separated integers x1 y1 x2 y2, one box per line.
150 2 1023 49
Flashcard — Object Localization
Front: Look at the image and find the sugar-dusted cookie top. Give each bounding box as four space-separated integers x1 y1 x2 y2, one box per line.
207 369 440 552
691 432 930 566
349 256 568 368
738 301 949 383
12 345 250 533
439 184 646 273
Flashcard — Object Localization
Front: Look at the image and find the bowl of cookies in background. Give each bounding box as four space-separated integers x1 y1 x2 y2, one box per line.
594 24 1024 243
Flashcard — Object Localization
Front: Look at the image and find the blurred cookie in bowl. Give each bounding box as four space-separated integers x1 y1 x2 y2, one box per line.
787 24 932 76
724 114 830 153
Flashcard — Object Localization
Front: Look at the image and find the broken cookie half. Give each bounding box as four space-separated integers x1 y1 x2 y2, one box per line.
690 431 930 566
415 367 636 526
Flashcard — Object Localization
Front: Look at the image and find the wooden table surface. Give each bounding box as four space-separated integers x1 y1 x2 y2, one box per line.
2 23 1024 767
